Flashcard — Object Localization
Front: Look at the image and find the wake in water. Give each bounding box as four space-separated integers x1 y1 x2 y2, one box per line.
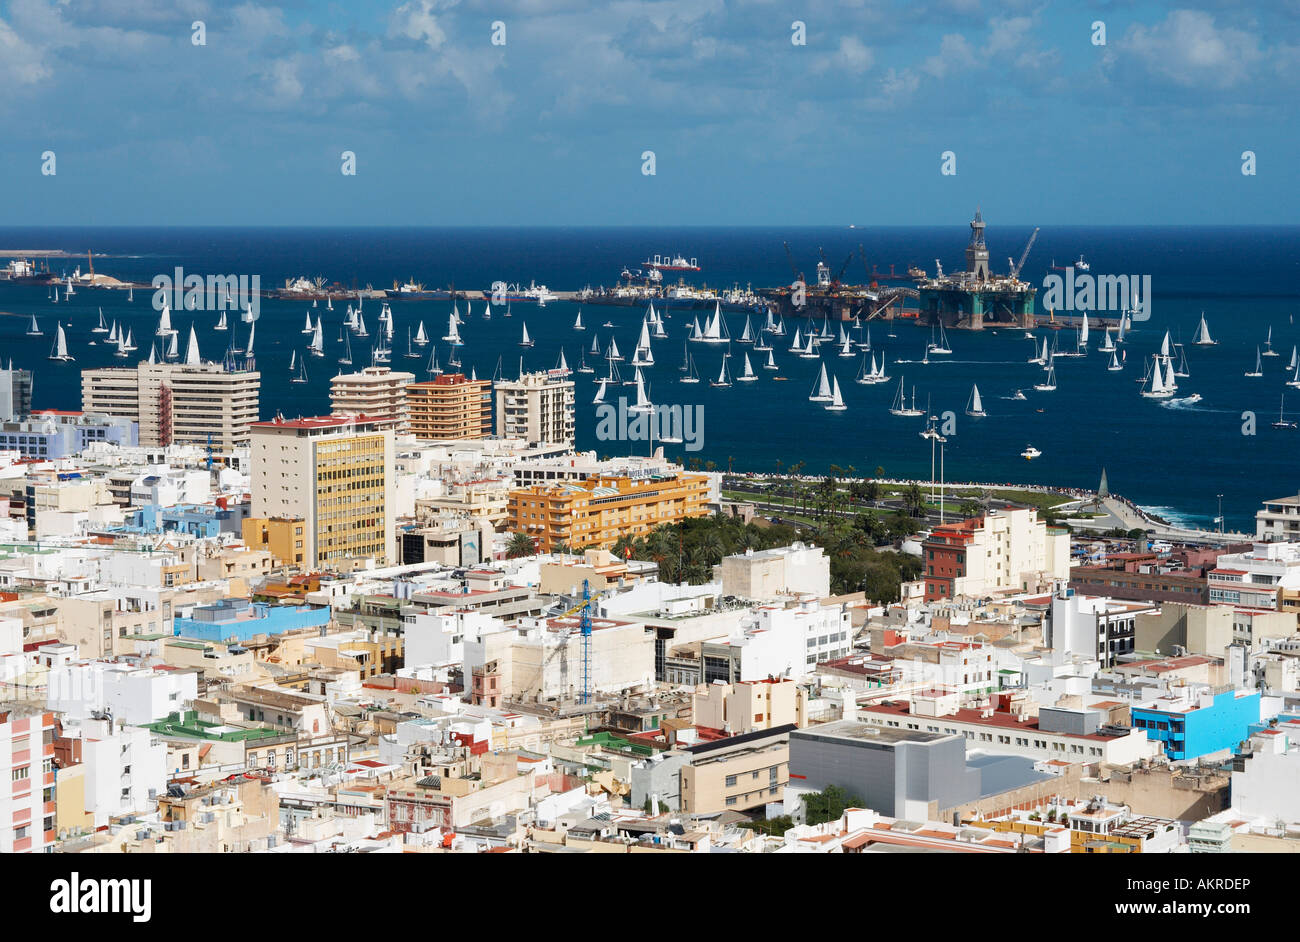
1158 395 1233 413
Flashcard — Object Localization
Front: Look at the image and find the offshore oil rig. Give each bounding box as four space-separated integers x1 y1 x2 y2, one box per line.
759 210 1038 328
915 209 1038 330
758 244 919 322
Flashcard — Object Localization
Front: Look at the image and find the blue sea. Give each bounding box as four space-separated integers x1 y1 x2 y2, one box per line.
1 224 1298 531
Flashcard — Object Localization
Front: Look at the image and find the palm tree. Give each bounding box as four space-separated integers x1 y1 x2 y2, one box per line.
506 532 536 558
903 483 926 518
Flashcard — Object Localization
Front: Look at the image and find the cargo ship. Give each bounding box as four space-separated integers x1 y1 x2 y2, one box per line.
1 258 58 285
384 280 456 300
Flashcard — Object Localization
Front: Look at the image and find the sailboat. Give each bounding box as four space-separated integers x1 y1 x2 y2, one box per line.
694 303 729 344
808 364 834 402
1192 313 1216 346
26 315 42 337
1107 350 1123 372
127 286 134 303
114 328 129 358
591 335 601 357
763 348 779 372
308 319 324 357
92 308 109 334
592 379 608 404
1172 345 1189 379
798 331 819 359
1028 336 1047 365
607 336 623 361
443 313 462 345
824 376 847 411
1098 326 1115 353
838 333 854 358
339 332 353 365
737 352 757 383
737 316 754 344
1077 312 1090 351
48 323 74 362
404 327 421 359
788 327 804 353
632 320 655 366
122 327 137 352
355 311 369 338
629 369 654 414
928 322 952 354
302 311 315 334
214 309 228 331
1141 354 1173 398
426 345 442 377
1033 363 1057 392
889 378 923 417
965 384 985 417
288 349 297 375
576 348 594 374
1263 326 1279 357
574 309 586 331
680 353 701 384
1245 347 1263 378
710 356 732 387
554 349 571 376
165 331 179 360
1287 358 1300 390
414 321 429 346
291 352 308 384
1273 394 1298 430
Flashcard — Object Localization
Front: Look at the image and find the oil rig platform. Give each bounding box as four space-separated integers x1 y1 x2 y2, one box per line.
915 210 1038 330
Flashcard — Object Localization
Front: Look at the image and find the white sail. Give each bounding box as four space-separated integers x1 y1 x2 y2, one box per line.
825 376 846 411
593 379 607 404
809 364 832 402
444 314 461 343
765 348 778 370
968 384 984 415
303 311 314 334
1160 331 1170 358
166 330 178 359
738 352 756 381
789 327 803 352
1164 357 1177 390
574 310 585 330
289 350 297 371
739 317 753 343
183 324 200 366
631 369 652 412
1099 327 1114 352
414 321 428 345
1194 313 1214 345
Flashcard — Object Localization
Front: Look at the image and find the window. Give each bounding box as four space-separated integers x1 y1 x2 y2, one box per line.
725 796 737 806
725 774 737 787
12 766 29 782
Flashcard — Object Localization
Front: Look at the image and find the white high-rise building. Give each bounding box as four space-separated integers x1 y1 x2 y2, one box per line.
493 371 575 446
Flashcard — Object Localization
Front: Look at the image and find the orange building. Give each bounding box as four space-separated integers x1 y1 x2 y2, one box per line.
508 472 710 551
407 373 493 440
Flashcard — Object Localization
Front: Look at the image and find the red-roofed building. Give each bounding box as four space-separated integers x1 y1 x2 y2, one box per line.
921 507 1069 601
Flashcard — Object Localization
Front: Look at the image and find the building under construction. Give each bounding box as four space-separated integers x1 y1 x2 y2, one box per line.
915 210 1038 330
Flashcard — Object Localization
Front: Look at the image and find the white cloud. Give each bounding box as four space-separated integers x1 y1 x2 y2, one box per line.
922 33 977 78
389 0 455 51
1123 10 1261 89
0 16 50 84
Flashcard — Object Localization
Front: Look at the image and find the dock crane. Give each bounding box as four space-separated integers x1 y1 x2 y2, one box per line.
782 241 804 285
1008 227 1040 281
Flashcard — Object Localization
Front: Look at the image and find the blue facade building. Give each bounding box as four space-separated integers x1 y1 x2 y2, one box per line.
1131 689 1260 761
124 501 251 538
173 598 331 643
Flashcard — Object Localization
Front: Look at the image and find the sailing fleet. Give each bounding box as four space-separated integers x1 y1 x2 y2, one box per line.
15 279 1300 452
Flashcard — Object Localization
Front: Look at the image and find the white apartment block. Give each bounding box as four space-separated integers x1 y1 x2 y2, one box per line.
47 661 197 726
493 371 575 446
330 366 415 433
1209 543 1300 610
0 706 55 853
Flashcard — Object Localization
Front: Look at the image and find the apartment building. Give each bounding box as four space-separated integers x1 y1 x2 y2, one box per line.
0 363 33 422
407 373 492 440
693 679 807 735
494 370 574 445
508 472 710 552
1048 589 1155 668
330 366 415 433
1256 492 1300 542
0 410 137 458
679 725 794 815
922 507 1069 601
0 704 55 853
1208 542 1300 610
81 360 261 449
250 415 396 568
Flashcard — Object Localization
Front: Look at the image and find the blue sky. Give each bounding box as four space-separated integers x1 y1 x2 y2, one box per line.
0 0 1294 226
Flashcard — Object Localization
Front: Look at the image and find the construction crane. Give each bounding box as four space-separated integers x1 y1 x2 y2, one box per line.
1008 227 1040 281
832 250 855 289
551 579 600 705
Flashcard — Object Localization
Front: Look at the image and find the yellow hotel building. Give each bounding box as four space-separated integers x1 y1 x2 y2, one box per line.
249 415 396 569
508 472 710 552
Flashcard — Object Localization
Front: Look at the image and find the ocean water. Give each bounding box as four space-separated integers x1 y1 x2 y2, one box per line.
1 224 1298 531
